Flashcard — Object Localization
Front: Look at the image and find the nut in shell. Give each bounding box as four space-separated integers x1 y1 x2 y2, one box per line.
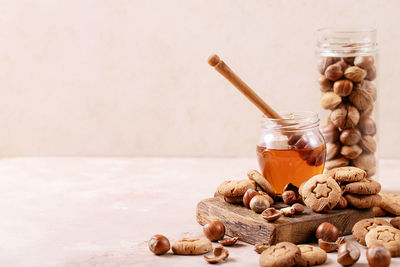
148 234 171 255
292 203 305 214
333 79 353 96
366 66 377 81
203 221 226 241
243 189 260 209
316 222 340 242
340 128 361 146
340 145 362 159
344 66 367 82
337 242 360 266
359 117 376 136
321 92 342 110
249 195 270 213
354 56 375 70
282 190 297 205
360 136 376 153
325 63 344 81
204 246 229 264
366 245 391 267
319 75 333 92
319 239 338 253
349 81 376 111
318 57 340 74
330 104 360 130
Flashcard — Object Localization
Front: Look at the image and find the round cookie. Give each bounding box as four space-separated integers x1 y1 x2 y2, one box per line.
217 179 256 197
379 192 400 215
365 225 400 256
259 242 301 267
296 245 327 266
247 169 275 196
391 217 400 230
345 194 382 209
301 174 341 212
172 238 212 255
326 166 366 182
343 179 381 195
352 218 391 246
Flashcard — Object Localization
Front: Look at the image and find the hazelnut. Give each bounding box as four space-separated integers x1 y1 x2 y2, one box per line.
148 234 171 255
337 242 360 266
243 189 260 209
333 79 353 96
249 195 270 213
354 55 375 70
282 190 297 205
335 196 348 209
318 56 340 74
337 61 348 71
325 63 344 81
344 66 367 82
330 104 360 130
204 246 229 264
359 117 376 136
319 75 333 92
349 81 376 111
321 124 340 143
318 239 338 253
292 203 305 214
360 136 376 153
326 142 340 160
321 92 342 110
316 222 340 242
280 206 296 216
258 191 274 205
261 208 282 222
340 128 361 145
283 183 299 194
203 220 225 241
353 153 376 177
340 145 362 159
366 65 377 81
366 245 391 267
218 236 238 246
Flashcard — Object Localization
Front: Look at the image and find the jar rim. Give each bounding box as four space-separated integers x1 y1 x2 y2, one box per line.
316 27 377 56
261 111 320 132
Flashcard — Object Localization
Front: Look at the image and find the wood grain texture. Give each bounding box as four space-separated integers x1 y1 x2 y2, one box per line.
196 197 374 245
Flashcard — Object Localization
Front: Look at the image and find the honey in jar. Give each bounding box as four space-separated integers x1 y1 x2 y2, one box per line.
256 112 326 194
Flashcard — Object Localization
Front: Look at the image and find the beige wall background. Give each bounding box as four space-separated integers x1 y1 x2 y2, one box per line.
0 0 399 157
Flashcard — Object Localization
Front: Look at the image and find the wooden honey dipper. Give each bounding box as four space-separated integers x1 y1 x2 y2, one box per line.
208 54 283 120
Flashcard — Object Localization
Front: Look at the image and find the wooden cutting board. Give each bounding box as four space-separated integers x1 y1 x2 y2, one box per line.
196 197 374 245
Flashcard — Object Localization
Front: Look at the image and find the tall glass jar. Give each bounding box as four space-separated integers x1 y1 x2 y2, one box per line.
256 111 326 194
316 28 378 178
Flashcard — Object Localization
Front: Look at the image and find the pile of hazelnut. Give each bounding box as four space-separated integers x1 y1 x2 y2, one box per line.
318 55 377 176
316 222 391 266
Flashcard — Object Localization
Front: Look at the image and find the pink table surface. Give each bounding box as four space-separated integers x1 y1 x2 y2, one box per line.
0 157 399 266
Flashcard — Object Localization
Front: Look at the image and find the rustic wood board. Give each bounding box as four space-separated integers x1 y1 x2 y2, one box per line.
196 197 374 245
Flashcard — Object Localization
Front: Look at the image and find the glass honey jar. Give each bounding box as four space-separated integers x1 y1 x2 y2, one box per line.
256 111 326 194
